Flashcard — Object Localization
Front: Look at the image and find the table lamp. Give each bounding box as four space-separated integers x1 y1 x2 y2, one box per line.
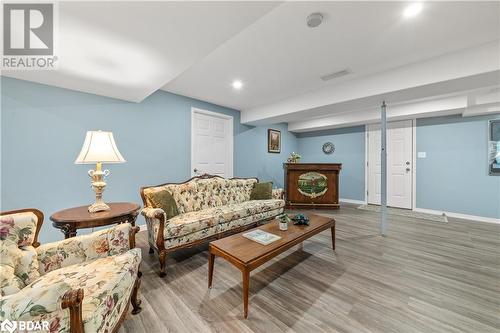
75 130 126 212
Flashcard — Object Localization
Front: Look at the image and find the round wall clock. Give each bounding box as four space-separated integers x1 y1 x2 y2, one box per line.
322 142 335 154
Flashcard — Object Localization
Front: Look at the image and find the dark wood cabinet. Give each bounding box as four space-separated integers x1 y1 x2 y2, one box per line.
284 163 342 209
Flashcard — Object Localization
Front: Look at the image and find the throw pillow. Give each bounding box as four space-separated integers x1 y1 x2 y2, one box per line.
250 182 273 200
147 188 179 218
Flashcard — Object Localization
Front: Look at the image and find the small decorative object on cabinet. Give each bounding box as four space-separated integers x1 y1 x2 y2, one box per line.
287 151 301 163
75 130 126 212
268 129 281 153
50 202 140 238
284 163 342 209
322 142 335 154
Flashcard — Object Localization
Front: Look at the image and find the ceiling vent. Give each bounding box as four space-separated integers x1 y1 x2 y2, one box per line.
320 69 351 81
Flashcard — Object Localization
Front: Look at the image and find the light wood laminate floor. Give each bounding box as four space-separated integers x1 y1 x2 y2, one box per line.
120 204 500 333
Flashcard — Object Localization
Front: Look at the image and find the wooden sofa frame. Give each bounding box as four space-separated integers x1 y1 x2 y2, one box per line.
0 208 142 333
140 174 280 277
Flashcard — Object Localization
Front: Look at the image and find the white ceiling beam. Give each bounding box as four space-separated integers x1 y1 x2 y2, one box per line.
241 41 500 125
463 102 500 117
288 95 469 132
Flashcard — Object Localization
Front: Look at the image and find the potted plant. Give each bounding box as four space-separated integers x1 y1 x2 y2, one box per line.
276 213 291 231
287 152 301 163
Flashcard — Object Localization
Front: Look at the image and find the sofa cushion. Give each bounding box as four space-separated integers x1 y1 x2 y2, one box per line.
0 212 38 247
164 208 221 239
218 207 284 232
164 199 285 239
149 177 257 214
250 182 273 200
145 187 179 218
9 248 141 333
37 223 132 275
165 207 284 249
0 240 40 296
0 239 23 296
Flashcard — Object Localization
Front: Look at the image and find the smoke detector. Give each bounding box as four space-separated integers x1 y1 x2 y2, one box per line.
306 13 323 28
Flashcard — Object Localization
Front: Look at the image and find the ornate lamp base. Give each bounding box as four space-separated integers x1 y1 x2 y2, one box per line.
87 163 111 213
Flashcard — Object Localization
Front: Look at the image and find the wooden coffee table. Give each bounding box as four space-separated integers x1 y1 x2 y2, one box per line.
208 214 335 318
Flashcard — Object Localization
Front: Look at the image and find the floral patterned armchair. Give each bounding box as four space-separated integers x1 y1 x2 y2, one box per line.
0 208 142 333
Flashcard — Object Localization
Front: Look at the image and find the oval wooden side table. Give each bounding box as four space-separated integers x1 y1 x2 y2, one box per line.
50 202 141 238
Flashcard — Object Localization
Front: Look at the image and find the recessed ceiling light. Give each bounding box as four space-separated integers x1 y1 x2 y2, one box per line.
403 3 423 18
232 80 243 90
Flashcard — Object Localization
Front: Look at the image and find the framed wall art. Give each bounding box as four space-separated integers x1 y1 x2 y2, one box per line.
268 129 281 153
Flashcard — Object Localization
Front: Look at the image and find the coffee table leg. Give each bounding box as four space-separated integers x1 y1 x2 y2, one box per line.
242 268 250 318
331 225 335 251
208 252 215 288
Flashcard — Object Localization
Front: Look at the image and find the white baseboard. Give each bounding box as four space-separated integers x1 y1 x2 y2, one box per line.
413 208 500 224
340 198 367 205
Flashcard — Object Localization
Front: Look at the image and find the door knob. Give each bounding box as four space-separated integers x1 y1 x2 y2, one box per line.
406 167 411 172
406 161 410 165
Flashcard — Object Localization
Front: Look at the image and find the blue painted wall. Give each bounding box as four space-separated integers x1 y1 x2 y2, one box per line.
2 77 497 246
0 77 295 242
416 115 500 219
297 126 366 201
236 123 298 188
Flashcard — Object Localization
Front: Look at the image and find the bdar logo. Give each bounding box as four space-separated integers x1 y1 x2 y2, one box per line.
3 3 54 55
0 319 17 333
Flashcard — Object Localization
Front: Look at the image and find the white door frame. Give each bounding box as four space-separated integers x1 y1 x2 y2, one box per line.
365 119 416 209
191 107 234 178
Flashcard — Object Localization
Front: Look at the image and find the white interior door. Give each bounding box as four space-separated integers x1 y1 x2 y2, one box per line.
191 108 233 178
368 120 413 209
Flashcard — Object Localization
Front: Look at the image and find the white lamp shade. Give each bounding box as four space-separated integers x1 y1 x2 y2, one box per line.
75 131 126 164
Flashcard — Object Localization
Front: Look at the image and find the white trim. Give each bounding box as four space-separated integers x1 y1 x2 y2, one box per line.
413 208 500 224
340 198 367 205
139 224 148 232
191 107 234 178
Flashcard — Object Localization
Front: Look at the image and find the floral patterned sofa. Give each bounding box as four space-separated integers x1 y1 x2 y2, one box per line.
140 175 285 276
0 208 142 333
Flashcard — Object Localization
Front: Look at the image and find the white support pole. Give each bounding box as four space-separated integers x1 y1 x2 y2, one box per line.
380 101 388 236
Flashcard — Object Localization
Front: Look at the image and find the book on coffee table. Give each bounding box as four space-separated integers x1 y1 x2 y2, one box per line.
242 229 281 245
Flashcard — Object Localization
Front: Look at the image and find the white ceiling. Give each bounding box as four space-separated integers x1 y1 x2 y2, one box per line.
2 1 500 131
165 1 500 109
2 1 280 102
